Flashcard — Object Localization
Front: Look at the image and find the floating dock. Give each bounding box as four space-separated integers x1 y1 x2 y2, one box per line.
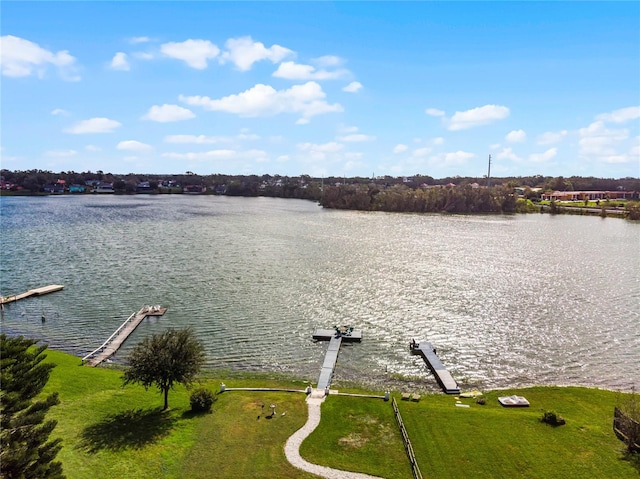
410 340 460 394
82 305 167 367
1 284 64 305
313 326 361 391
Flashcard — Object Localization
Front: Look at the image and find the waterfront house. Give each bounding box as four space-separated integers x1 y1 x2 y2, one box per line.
541 190 636 201
94 182 115 193
43 184 65 194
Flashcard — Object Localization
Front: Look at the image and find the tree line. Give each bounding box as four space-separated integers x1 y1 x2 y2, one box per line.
319 183 522 213
2 168 639 195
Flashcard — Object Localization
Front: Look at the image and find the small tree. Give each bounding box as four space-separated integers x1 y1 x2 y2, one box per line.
122 328 206 410
0 335 65 479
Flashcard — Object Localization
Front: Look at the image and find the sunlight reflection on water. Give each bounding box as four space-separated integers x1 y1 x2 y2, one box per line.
1 195 638 391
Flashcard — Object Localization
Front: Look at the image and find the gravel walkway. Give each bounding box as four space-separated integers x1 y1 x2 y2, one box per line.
284 389 387 479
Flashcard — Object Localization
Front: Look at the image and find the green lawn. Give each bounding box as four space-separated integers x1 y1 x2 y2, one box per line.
396 387 637 479
40 350 638 478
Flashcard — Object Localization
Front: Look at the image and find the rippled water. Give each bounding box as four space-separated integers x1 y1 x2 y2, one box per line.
1 195 638 391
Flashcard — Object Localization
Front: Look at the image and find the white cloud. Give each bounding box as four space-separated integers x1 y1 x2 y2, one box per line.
51 108 69 116
164 133 259 144
273 61 347 80
529 147 557 163
425 108 445 117
236 133 260 141
163 150 236 160
180 81 343 121
505 129 526 143
313 55 343 67
630 137 640 157
448 104 510 131
393 144 408 154
338 125 359 134
276 155 290 162
85 145 101 152
129 36 150 44
142 104 195 122
46 149 77 157
296 118 310 125
65 117 121 134
132 52 154 60
537 130 568 145
336 134 376 142
496 147 523 162
596 106 640 124
443 150 475 164
160 39 220 69
162 149 269 161
579 121 628 155
165 135 224 144
342 81 362 93
432 137 444 145
413 147 431 158
110 52 130 71
0 35 79 80
117 140 153 151
297 142 344 153
220 36 293 71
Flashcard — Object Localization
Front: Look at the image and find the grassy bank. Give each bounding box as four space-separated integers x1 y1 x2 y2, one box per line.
40 350 637 478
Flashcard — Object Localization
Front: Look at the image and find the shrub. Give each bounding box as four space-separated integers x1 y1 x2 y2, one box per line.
190 388 216 413
541 410 566 426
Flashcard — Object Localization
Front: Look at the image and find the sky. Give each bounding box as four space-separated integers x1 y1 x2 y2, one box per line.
1 1 639 178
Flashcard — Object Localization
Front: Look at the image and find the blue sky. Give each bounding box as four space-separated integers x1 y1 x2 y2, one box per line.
2 1 639 178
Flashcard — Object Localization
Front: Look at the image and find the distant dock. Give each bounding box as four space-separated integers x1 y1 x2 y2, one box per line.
1 284 64 305
313 326 361 391
82 305 167 367
410 340 460 394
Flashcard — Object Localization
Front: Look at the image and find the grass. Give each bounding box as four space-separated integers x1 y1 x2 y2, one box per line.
39 350 638 478
396 387 637 479
302 394 412 479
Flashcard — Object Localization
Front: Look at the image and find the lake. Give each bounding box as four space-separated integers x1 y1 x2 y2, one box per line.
1 195 638 392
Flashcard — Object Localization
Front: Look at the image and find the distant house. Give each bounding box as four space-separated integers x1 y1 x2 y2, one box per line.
136 181 153 193
183 184 206 194
69 184 85 193
43 184 65 194
541 190 636 201
94 182 115 193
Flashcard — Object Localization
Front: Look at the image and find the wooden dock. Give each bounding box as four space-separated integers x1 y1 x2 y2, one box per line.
83 305 167 367
1 284 64 304
410 340 460 394
313 326 362 391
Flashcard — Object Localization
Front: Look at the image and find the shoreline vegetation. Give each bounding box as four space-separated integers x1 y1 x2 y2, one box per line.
34 348 640 478
1 170 639 219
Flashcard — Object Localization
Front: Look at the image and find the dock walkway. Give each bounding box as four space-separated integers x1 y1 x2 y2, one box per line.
83 305 167 367
410 340 460 394
1 285 64 305
313 327 361 391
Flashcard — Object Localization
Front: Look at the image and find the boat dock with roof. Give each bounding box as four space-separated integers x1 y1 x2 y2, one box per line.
82 305 167 367
410 339 460 394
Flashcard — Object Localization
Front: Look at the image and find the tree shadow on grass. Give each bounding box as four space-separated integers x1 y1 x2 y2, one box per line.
77 408 177 453
621 450 640 474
